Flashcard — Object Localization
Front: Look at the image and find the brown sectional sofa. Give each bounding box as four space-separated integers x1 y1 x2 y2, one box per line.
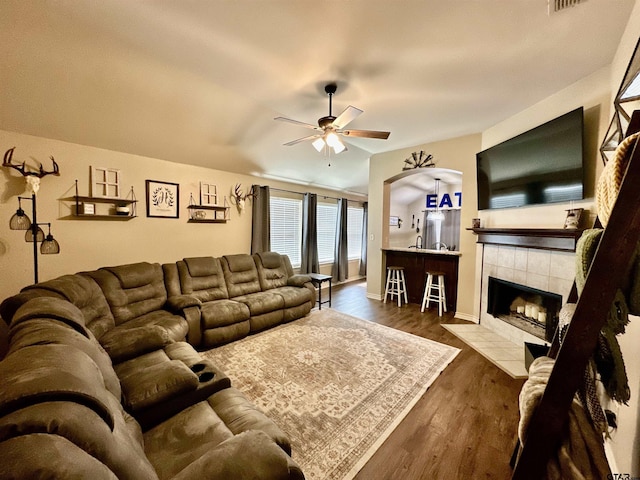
0 252 314 479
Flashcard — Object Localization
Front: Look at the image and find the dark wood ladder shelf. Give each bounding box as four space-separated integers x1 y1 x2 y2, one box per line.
511 113 640 479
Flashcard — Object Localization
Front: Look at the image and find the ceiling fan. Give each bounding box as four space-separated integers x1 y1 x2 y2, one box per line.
274 83 391 154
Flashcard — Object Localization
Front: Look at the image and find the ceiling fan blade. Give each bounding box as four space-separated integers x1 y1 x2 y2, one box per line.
283 134 321 146
340 129 390 140
274 116 320 131
332 106 363 129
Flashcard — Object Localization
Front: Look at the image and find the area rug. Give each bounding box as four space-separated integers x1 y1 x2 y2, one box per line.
202 309 460 480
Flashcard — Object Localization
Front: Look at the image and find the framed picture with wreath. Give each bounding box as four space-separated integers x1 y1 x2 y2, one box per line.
146 180 179 218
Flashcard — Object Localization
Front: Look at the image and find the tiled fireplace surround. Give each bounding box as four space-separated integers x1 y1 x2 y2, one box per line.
480 243 576 346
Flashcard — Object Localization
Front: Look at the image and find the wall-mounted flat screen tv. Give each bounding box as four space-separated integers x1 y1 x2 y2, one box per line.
476 107 584 210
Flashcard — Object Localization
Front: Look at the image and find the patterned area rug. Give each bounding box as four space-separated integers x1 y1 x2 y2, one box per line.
203 309 460 480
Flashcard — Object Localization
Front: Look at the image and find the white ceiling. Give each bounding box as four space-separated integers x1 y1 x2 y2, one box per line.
0 1 635 196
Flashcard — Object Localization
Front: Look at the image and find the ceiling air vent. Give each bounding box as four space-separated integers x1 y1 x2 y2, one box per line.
549 0 586 14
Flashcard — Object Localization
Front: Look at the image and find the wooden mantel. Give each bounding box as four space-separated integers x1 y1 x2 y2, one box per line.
468 227 584 252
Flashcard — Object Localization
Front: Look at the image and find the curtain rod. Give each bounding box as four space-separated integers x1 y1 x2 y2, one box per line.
268 187 363 203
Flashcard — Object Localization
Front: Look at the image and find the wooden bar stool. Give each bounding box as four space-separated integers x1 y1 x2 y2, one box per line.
383 266 408 307
421 271 447 316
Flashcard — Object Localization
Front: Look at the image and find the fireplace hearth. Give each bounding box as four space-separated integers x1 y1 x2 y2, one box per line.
487 277 561 342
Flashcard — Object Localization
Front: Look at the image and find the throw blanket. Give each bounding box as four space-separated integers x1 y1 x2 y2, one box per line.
575 230 631 404
518 357 611 480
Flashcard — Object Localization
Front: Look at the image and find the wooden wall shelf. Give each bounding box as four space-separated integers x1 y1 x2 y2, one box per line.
63 195 137 220
468 227 584 252
187 204 229 223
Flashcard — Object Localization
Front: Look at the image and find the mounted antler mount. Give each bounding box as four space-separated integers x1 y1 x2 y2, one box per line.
3 147 60 178
231 184 258 213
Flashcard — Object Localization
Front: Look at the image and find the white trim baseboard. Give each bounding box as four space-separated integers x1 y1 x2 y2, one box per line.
454 312 479 323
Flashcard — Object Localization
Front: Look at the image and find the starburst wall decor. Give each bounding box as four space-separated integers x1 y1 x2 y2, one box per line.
403 150 435 170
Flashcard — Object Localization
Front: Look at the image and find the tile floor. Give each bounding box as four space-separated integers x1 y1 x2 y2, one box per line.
442 324 529 379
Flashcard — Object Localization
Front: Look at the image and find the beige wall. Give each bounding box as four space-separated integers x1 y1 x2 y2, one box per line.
367 133 482 320
0 129 364 302
604 1 640 474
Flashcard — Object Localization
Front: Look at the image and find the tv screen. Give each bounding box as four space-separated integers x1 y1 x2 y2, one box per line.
476 107 584 210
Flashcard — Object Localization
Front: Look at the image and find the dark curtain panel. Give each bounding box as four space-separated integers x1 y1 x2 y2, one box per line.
332 198 349 281
251 185 271 254
359 202 368 276
300 193 319 273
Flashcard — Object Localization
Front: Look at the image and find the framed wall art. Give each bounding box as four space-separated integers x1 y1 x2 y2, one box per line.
146 180 179 218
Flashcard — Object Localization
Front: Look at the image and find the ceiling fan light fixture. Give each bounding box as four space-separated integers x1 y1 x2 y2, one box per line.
325 132 345 153
312 137 326 152
332 140 346 154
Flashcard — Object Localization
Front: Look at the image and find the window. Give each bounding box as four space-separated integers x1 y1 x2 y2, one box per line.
317 202 337 264
347 206 364 260
270 196 302 268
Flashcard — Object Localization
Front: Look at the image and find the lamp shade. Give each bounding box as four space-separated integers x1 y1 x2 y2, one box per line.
312 137 325 152
41 234 60 254
25 226 45 243
9 208 32 230
325 132 346 154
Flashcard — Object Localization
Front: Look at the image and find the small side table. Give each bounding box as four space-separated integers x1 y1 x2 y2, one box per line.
307 273 332 310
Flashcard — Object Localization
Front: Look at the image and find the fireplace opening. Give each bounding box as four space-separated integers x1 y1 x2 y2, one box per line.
487 277 561 342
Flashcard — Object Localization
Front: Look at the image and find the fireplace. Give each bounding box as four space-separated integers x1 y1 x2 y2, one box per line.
487 277 561 342
475 232 576 347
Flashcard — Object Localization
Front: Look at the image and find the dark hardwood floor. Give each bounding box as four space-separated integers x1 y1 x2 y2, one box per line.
327 279 524 480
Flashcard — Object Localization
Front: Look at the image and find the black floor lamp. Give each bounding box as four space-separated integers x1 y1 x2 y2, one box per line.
3 147 61 284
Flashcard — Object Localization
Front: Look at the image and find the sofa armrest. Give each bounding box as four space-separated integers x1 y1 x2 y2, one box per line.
171 430 304 480
165 295 201 313
182 306 202 347
287 275 312 288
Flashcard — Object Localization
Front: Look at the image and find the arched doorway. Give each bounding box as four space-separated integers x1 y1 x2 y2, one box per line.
383 168 463 251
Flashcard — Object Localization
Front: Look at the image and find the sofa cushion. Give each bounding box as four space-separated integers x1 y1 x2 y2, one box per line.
221 254 262 297
177 257 230 302
232 291 285 316
200 299 250 329
144 401 234 480
288 274 312 288
100 324 173 364
169 431 303 480
0 344 115 430
120 360 199 411
254 252 290 290
0 435 120 480
89 263 168 325
9 317 121 399
0 399 158 480
206 387 291 455
269 286 313 308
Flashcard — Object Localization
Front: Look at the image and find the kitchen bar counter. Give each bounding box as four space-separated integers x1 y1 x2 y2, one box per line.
382 247 460 310
383 246 462 256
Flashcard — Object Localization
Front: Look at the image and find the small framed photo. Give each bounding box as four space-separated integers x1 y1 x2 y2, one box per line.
389 216 400 227
79 202 95 215
564 208 583 229
146 180 179 218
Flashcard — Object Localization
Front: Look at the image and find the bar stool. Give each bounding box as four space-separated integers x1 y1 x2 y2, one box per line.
421 271 447 316
383 266 408 307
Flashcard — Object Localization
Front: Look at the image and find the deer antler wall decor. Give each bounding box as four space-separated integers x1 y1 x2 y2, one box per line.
2 147 62 284
231 184 257 213
3 147 60 195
